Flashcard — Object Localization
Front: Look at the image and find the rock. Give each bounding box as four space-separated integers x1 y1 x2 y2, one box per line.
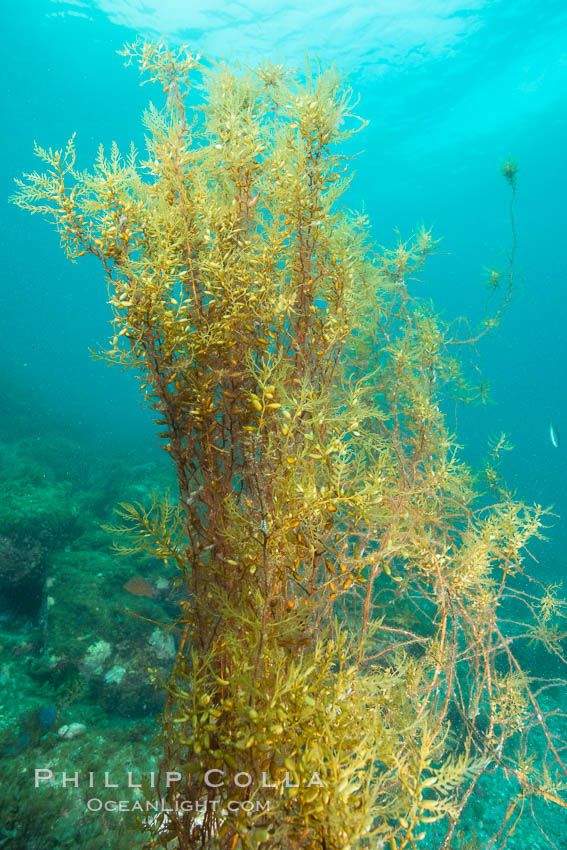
0 535 46 617
82 640 113 675
104 664 126 685
148 628 176 662
57 722 87 740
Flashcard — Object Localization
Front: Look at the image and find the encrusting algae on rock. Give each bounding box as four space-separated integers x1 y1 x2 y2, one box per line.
12 38 567 850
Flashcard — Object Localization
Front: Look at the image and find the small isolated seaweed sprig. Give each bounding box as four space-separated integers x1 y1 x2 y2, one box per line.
501 156 519 190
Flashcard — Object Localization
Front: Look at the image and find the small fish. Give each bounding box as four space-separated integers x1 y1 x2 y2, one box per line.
550 422 560 449
10 640 38 657
123 577 158 598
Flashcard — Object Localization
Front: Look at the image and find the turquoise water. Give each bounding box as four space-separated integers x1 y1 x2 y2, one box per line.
2 1 567 848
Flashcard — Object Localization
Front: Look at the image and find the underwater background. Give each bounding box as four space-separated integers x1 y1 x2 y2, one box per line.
1 1 567 848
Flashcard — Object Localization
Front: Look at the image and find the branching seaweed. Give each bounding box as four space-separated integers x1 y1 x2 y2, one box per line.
12 39 567 850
